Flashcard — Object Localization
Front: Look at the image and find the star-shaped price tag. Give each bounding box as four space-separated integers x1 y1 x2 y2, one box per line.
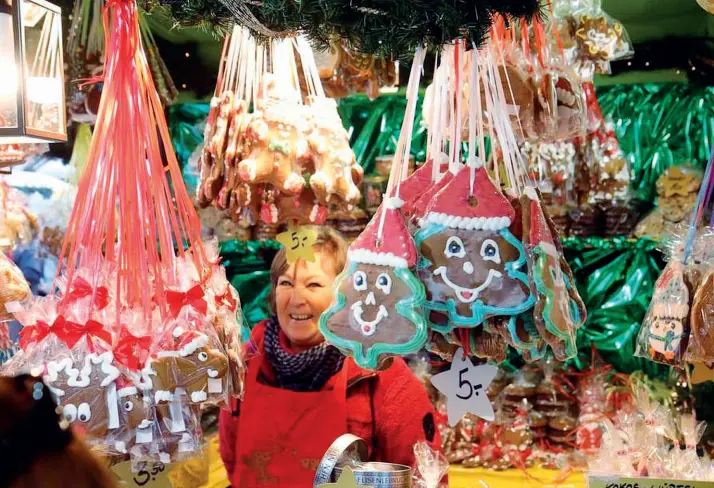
430 347 498 426
276 222 318 265
316 467 371 488
691 362 714 385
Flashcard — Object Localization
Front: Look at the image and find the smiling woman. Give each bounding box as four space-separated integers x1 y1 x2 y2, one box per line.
219 226 443 488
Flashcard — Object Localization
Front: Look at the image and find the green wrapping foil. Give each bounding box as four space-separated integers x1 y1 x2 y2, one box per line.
597 84 714 204
168 84 713 374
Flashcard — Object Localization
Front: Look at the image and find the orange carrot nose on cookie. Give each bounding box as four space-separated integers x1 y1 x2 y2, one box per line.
73 424 88 439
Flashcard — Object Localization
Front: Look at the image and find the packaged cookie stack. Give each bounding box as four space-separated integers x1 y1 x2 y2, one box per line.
195 26 364 241
635 165 703 240
1 0 244 470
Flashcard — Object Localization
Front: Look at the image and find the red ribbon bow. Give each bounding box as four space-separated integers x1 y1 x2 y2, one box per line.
215 289 237 311
59 318 113 350
113 328 152 371
66 277 110 310
18 318 60 349
166 285 208 318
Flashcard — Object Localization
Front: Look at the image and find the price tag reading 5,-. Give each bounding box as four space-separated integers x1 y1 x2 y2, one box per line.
277 223 318 265
430 347 498 426
112 461 172 488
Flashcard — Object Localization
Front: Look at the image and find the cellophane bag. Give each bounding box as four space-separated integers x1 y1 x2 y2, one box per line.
0 250 31 322
413 441 449 488
572 0 633 74
635 257 691 365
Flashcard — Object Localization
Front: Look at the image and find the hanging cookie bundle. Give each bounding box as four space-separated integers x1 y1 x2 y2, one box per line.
636 160 714 366
413 42 586 363
1 0 243 468
319 47 428 370
196 26 363 240
65 0 177 124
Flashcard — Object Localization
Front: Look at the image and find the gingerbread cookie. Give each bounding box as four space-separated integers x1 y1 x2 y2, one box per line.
319 199 427 369
45 352 121 448
522 188 581 361
238 101 311 196
394 157 447 218
306 97 363 207
148 328 229 404
575 14 622 62
636 259 691 365
113 377 155 456
687 268 714 361
414 165 533 332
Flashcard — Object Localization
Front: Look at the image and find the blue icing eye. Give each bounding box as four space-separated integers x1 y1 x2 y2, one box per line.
449 242 461 254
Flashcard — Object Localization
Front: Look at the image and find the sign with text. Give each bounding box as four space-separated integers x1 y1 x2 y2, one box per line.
112 461 172 488
589 475 714 488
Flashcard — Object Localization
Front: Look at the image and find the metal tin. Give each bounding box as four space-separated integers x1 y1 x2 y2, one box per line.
334 462 412 488
313 434 369 486
375 155 415 178
363 175 387 215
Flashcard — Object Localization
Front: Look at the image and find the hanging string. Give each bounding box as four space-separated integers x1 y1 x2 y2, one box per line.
683 149 714 264
467 46 479 196
376 45 426 243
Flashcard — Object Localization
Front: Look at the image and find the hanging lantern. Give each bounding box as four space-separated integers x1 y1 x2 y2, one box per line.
0 0 66 144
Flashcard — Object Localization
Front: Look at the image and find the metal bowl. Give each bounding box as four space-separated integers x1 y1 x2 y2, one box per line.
333 462 412 488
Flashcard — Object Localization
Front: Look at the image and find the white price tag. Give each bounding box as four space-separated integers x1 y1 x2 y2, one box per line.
430 347 498 426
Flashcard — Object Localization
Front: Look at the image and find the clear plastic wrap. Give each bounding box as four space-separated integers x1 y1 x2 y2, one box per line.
572 0 633 74
0 250 31 322
412 441 449 488
635 259 691 365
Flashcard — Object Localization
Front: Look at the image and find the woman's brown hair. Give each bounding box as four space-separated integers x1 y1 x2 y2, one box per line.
268 226 348 313
0 374 118 488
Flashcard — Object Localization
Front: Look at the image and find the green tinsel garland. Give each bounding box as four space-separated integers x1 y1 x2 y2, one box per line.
151 0 543 58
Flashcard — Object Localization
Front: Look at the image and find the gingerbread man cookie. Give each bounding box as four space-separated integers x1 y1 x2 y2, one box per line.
306 97 363 207
238 102 311 196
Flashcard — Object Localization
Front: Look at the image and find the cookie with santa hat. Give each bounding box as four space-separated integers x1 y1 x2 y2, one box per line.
319 197 427 370
414 163 533 331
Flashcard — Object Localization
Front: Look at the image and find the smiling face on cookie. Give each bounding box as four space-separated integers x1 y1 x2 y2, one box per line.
327 263 417 348
418 228 530 321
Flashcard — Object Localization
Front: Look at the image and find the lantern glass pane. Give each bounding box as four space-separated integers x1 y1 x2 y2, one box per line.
0 1 18 130
21 0 64 135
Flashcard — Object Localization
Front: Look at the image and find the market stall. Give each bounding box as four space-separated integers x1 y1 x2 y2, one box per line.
3 0 714 487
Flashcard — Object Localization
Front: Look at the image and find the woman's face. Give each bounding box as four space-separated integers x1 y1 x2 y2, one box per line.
275 251 338 350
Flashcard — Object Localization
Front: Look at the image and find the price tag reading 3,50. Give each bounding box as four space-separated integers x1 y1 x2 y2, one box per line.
112 461 172 488
430 347 498 426
277 223 318 265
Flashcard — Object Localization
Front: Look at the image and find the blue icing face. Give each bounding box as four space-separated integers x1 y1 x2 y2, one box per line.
414 224 534 331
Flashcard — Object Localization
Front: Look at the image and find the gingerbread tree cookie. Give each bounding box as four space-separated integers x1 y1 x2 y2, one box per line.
522 187 584 361
414 165 533 331
319 199 427 370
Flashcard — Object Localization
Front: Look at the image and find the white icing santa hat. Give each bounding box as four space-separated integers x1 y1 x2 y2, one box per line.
116 376 138 398
348 198 417 268
424 165 515 231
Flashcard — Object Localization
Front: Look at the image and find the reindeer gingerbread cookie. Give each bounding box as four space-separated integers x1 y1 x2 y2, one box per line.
113 377 155 456
414 165 534 331
44 352 121 449
148 328 229 405
320 199 428 369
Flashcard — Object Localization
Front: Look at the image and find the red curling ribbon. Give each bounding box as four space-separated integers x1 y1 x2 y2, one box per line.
65 277 110 310
215 289 237 311
166 285 208 318
59 318 113 350
113 328 152 371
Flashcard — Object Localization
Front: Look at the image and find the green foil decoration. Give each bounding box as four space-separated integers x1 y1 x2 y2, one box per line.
168 83 714 375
